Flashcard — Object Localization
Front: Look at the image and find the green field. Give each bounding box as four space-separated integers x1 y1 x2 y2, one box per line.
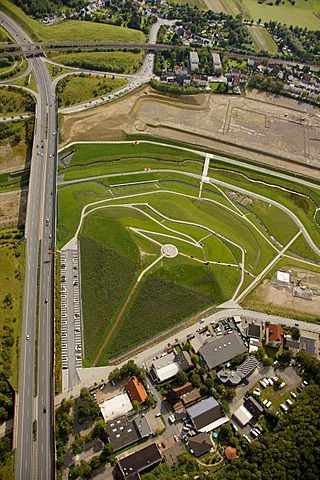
57 141 320 364
208 0 320 29
56 75 127 108
49 51 145 75
0 0 145 42
243 0 320 29
248 25 278 53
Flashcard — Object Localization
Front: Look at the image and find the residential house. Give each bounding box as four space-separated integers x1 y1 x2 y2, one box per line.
124 377 147 404
265 324 283 348
284 335 300 355
189 432 212 457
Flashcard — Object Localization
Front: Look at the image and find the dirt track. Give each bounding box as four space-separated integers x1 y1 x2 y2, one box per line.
59 87 320 180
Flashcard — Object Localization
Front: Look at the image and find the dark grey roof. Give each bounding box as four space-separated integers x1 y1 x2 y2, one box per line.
188 432 212 457
174 350 193 371
284 336 300 350
187 397 224 431
247 324 261 339
244 396 264 418
118 443 162 477
199 331 247 370
300 337 316 357
106 416 139 452
106 414 151 452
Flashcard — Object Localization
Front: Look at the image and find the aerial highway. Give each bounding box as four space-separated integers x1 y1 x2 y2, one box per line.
0 10 56 480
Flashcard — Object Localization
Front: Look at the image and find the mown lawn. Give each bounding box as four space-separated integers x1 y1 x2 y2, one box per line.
49 51 145 75
56 75 127 108
0 0 145 42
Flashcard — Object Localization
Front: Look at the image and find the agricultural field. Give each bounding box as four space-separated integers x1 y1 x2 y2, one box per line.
56 75 127 108
49 51 145 75
0 0 145 42
57 141 320 365
248 26 278 53
243 0 320 29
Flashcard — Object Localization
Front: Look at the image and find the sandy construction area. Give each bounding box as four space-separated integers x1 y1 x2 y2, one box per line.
253 280 320 316
59 87 320 180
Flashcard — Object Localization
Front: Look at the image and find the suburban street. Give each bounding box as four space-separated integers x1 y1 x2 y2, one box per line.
0 10 56 480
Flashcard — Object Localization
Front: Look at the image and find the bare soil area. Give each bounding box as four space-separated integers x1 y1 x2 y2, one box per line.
59 87 320 180
0 189 27 228
0 142 30 174
252 279 320 316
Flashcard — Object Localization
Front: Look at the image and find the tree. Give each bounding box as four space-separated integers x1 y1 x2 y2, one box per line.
190 373 201 388
108 368 121 384
191 354 199 365
78 387 100 424
225 388 236 401
175 370 188 386
132 400 141 412
91 419 105 439
100 443 114 464
291 327 300 340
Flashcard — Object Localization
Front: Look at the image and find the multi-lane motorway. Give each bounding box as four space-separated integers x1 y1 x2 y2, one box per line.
0 11 56 480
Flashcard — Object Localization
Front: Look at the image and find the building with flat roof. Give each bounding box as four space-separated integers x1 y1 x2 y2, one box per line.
149 351 193 383
233 405 252 427
125 377 147 404
212 52 222 72
189 51 199 71
117 443 162 479
199 331 247 370
187 397 228 433
106 414 152 452
247 323 261 340
300 336 316 357
99 393 132 422
244 396 264 418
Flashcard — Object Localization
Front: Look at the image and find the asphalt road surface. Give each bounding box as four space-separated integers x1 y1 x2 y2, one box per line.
0 10 56 480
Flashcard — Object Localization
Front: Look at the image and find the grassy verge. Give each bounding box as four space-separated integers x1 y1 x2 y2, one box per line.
0 231 25 391
9 71 37 93
56 74 127 108
49 50 145 75
45 62 76 80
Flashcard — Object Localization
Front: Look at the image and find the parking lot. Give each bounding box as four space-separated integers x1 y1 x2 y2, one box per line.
61 248 83 390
